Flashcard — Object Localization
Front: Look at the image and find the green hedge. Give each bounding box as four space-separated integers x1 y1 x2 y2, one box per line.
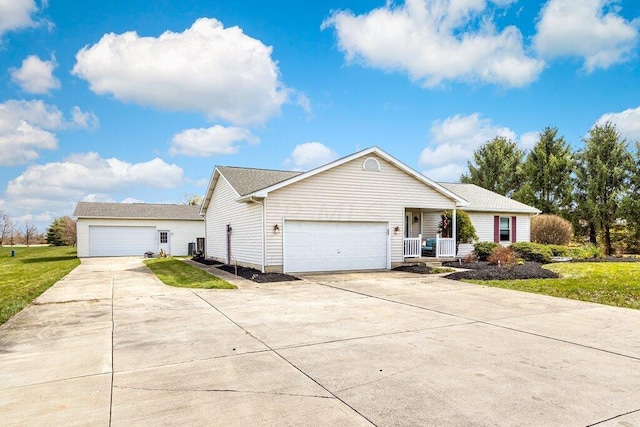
474 242 500 261
510 242 553 263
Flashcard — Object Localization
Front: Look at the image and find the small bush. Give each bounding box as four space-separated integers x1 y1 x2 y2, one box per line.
474 242 499 261
531 215 573 245
462 252 479 263
548 244 570 257
487 246 518 266
511 242 553 263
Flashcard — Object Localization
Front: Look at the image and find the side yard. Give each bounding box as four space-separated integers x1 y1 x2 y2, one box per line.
457 262 640 310
0 246 80 325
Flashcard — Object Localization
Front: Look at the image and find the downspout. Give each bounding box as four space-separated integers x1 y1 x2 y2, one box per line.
248 197 266 273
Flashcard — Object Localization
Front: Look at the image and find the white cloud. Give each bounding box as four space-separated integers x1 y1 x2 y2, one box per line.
121 197 145 203
419 112 531 181
70 106 99 130
10 55 61 94
72 17 290 125
596 106 640 141
519 131 539 150
0 0 38 37
0 100 99 165
322 0 544 87
169 125 258 157
285 142 339 171
4 152 184 213
534 0 639 71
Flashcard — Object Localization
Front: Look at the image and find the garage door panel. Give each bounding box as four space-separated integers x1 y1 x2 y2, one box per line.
284 221 388 273
89 226 157 257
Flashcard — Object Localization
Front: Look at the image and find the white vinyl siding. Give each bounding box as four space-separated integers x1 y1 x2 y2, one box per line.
76 218 203 257
439 212 533 258
265 154 456 269
205 174 263 267
421 211 441 239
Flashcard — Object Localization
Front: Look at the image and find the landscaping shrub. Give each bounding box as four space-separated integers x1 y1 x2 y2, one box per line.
487 246 517 266
474 242 499 261
548 244 570 257
462 252 479 263
531 214 573 245
510 242 553 263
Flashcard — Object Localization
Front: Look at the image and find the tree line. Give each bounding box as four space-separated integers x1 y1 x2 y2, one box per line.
460 122 639 255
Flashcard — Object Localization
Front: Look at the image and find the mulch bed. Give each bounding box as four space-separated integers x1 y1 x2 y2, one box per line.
443 261 560 281
216 264 300 283
393 265 435 274
191 256 222 266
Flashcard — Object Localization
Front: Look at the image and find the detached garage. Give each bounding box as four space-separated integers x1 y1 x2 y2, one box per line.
74 202 205 258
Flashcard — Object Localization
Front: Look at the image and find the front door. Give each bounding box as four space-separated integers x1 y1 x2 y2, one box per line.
158 230 170 255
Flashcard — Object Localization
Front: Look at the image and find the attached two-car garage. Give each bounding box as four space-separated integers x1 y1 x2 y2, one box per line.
283 221 389 273
89 226 157 257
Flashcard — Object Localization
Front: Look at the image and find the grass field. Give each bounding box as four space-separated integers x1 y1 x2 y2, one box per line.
145 257 236 289
0 246 80 325
469 262 640 309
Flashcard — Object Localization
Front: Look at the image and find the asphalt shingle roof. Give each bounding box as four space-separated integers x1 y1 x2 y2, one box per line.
217 166 303 196
73 202 203 220
438 183 540 214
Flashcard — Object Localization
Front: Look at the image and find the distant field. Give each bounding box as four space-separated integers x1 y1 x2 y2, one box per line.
0 246 80 325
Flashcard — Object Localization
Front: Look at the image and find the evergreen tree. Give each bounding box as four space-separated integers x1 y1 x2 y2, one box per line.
46 216 77 246
513 127 574 215
460 136 524 197
574 122 632 255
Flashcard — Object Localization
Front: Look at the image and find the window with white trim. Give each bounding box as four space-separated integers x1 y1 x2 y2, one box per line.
499 217 510 242
160 231 168 244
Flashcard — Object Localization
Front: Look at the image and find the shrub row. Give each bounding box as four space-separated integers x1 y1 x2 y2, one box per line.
472 241 604 264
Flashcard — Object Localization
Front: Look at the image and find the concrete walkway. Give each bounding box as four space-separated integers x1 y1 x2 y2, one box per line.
1 258 640 426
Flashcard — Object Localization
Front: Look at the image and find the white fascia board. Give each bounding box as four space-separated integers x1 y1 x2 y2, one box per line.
239 146 468 205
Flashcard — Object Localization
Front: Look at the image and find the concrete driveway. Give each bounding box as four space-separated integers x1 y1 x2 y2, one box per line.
1 258 639 426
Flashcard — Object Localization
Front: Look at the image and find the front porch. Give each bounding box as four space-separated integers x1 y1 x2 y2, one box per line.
403 208 457 259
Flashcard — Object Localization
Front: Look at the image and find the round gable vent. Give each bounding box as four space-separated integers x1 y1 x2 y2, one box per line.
362 157 381 171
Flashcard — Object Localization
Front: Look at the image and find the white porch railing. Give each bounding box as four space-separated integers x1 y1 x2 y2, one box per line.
403 234 422 258
436 236 456 258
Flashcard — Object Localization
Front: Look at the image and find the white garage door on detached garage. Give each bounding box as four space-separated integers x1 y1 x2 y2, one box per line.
284 221 388 273
89 226 157 257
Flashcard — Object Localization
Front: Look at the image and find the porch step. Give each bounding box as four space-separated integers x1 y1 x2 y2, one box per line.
402 260 444 268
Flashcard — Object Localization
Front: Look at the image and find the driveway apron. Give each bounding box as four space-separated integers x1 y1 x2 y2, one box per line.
1 259 639 426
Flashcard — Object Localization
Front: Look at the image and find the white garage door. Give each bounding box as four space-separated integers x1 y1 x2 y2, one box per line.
284 221 388 273
89 226 157 257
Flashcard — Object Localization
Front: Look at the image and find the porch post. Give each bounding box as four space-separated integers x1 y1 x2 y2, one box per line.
452 208 457 257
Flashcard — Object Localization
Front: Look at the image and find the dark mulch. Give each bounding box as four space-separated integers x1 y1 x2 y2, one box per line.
443 260 489 270
444 261 560 281
393 265 434 274
191 256 222 266
216 264 300 283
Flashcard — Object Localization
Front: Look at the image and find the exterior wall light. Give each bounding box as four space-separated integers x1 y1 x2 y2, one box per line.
394 226 400 234
273 224 280 234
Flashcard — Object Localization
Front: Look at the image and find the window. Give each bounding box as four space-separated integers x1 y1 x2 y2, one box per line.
499 217 510 242
160 231 168 244
362 157 381 171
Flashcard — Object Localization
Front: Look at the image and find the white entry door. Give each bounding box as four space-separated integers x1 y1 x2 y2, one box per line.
284 221 388 273
158 230 170 255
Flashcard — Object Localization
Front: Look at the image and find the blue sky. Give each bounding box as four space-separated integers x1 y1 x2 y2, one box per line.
1 0 639 231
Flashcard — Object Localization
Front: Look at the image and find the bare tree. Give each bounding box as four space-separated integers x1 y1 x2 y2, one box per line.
23 221 39 246
0 211 12 246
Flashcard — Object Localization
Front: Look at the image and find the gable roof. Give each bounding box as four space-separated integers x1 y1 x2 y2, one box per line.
217 166 302 196
73 202 203 220
200 147 468 214
438 183 541 214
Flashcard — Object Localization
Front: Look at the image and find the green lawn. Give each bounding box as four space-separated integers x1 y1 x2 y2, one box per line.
0 246 80 325
145 258 236 289
468 262 640 309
